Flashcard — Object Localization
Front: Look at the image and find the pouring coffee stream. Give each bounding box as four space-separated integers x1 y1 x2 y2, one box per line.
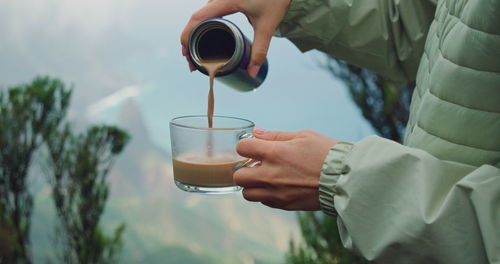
202 59 227 129
200 59 227 158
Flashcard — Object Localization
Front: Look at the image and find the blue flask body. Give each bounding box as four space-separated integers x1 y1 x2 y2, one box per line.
188 18 268 92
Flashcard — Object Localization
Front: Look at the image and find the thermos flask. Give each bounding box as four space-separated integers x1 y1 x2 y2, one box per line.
188 18 268 92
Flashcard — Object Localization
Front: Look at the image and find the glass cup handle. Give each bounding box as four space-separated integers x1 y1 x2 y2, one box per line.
233 132 260 171
238 132 253 140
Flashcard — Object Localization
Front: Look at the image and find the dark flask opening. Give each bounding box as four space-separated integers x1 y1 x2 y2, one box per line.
197 28 236 61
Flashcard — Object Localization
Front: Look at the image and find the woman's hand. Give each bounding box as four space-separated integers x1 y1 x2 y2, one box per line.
180 0 291 77
234 128 338 210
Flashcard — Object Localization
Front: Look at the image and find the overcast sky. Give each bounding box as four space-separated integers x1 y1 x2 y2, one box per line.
0 0 374 150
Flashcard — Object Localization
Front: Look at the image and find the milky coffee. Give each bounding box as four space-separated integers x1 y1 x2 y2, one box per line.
173 152 245 186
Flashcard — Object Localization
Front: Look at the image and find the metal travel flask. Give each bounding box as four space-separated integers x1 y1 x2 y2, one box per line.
188 18 268 92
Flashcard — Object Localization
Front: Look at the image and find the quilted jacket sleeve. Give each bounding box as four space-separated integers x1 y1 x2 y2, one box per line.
319 136 499 264
275 0 437 82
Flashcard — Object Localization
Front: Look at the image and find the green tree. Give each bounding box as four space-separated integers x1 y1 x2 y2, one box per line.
0 77 71 263
1 77 130 263
46 124 130 264
286 212 365 264
287 57 412 264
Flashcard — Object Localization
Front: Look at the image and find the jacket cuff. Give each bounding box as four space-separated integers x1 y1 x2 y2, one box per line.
319 141 353 216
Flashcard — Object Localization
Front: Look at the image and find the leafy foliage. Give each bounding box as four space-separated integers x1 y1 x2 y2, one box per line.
286 212 366 264
0 77 71 263
0 77 129 264
46 124 130 264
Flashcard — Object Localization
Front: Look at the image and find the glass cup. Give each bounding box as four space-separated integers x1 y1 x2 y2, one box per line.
169 115 254 194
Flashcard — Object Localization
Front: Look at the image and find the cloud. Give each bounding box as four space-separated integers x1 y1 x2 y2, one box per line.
86 85 142 117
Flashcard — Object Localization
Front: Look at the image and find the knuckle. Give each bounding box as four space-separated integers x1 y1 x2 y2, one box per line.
233 166 255 187
274 192 296 211
229 2 242 13
232 0 245 9
275 192 290 205
260 144 273 158
242 189 254 201
268 142 285 161
299 129 316 137
264 167 280 186
302 129 314 135
232 169 244 185
252 49 267 63
190 12 204 22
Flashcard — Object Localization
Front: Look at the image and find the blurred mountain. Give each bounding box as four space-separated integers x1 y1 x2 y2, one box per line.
109 98 174 195
100 99 299 264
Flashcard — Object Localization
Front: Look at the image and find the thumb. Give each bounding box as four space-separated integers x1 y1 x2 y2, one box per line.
247 21 274 78
253 128 299 141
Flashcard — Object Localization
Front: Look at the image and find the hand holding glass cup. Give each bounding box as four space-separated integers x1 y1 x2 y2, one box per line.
169 115 255 194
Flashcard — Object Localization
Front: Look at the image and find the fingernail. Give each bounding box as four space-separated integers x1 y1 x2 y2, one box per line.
248 64 260 78
254 127 265 135
182 46 187 56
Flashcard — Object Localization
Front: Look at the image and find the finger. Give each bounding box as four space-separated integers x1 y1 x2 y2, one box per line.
261 188 321 211
180 1 239 48
242 187 273 202
188 59 197 72
184 54 196 72
233 165 269 188
236 138 275 160
182 46 195 71
247 20 275 77
253 128 299 141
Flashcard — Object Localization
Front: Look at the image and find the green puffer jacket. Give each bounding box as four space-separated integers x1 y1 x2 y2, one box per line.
276 0 500 263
